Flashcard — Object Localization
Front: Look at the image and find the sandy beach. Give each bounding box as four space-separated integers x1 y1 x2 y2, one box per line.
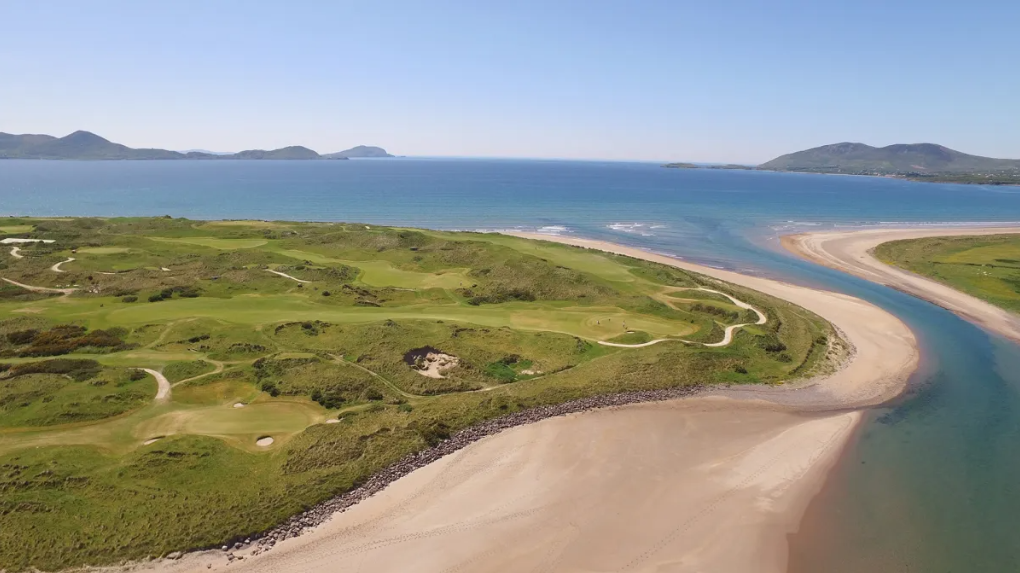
782 226 1020 343
133 234 917 573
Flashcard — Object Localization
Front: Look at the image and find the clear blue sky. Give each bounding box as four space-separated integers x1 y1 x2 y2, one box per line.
1 0 1018 163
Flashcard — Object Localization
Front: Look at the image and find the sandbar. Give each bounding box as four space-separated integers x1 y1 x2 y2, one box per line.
782 226 1020 343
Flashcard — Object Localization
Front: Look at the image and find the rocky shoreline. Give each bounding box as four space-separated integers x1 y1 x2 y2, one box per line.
214 385 703 562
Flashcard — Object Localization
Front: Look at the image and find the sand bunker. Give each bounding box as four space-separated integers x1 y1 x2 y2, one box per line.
233 403 246 408
325 419 340 424
0 238 54 244
405 350 459 377
143 437 163 445
256 437 274 447
404 347 460 379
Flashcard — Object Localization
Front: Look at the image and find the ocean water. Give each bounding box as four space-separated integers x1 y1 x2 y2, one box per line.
3 159 1020 570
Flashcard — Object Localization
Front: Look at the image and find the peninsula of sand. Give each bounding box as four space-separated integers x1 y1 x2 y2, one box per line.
783 226 1020 343
134 234 917 573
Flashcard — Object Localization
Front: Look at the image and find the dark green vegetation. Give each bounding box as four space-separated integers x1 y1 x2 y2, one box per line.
663 143 1020 185
0 131 392 161
323 145 394 159
0 217 836 570
757 142 1020 185
875 234 1020 313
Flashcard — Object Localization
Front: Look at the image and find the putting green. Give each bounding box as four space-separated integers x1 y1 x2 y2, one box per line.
149 237 269 250
269 247 470 289
135 400 323 449
77 247 132 255
0 225 34 234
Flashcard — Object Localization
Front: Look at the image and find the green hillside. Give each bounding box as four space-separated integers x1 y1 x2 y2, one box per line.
0 131 185 160
0 131 389 160
233 146 322 160
323 145 394 158
759 142 1020 174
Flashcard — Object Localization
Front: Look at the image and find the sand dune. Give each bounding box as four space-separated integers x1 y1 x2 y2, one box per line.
783 226 1020 343
134 234 916 573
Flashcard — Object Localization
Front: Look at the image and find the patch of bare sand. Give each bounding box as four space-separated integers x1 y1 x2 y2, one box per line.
131 234 916 573
782 226 1020 343
411 352 459 379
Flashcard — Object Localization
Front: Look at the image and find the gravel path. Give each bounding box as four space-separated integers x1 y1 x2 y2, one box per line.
266 269 310 283
51 257 75 273
598 287 767 348
1 277 76 296
142 368 172 401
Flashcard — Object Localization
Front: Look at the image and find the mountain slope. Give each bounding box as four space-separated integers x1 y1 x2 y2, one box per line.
760 142 1020 173
323 145 393 158
0 131 385 160
0 131 186 159
233 146 321 160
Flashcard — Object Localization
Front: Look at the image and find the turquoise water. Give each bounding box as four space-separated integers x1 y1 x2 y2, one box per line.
4 159 1020 570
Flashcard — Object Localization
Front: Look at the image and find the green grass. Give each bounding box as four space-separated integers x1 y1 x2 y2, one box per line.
0 217 837 571
76 247 132 255
606 330 653 344
875 234 1020 314
0 225 34 234
163 360 217 383
148 236 270 250
0 364 155 427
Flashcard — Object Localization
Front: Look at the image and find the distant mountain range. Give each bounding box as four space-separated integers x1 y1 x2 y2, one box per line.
666 142 1020 185
323 145 393 159
0 130 394 160
759 142 1020 173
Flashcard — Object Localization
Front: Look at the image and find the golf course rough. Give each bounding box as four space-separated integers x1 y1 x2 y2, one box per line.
0 217 837 571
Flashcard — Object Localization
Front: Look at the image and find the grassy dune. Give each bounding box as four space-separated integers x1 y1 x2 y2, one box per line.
875 234 1020 313
0 217 836 571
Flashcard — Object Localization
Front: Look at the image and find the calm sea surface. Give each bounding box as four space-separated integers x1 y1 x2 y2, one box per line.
4 159 1020 571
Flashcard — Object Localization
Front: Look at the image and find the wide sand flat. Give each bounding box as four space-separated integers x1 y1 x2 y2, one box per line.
782 226 1020 343
136 235 916 573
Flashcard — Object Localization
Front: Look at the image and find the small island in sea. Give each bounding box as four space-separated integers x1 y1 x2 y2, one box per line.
0 130 394 160
665 142 1020 185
